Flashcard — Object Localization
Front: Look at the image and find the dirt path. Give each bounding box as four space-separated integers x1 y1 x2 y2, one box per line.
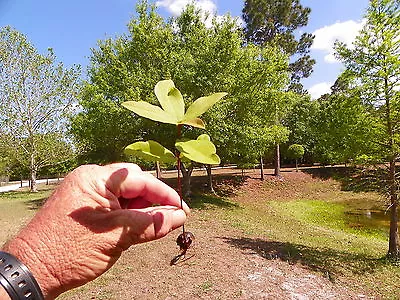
61 171 374 300
62 212 369 299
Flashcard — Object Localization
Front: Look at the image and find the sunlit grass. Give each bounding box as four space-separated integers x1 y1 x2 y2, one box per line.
0 185 54 243
2 176 400 298
202 178 400 298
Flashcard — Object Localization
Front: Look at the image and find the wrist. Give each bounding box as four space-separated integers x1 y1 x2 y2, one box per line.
0 251 44 300
2 240 52 300
2 225 62 299
0 284 11 299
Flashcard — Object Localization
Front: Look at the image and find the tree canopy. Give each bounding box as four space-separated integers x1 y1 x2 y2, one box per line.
0 26 80 191
331 0 400 257
71 1 290 170
242 0 315 92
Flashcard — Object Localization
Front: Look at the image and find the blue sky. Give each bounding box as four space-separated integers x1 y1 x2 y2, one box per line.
0 0 370 98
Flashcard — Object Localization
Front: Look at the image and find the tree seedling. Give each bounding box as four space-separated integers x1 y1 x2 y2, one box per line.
287 144 304 172
122 79 227 264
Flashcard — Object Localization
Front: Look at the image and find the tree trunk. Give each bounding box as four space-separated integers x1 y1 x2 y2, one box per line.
295 159 299 172
384 74 399 257
180 163 193 199
274 144 281 177
205 165 215 194
260 156 264 180
30 154 38 192
156 161 161 179
388 158 399 257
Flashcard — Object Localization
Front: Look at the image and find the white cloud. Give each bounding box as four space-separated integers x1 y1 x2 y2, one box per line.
156 0 243 29
311 19 366 64
234 16 245 28
156 0 216 16
308 82 333 99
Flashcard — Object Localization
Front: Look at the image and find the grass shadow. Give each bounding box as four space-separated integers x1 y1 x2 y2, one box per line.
162 173 251 198
0 185 53 210
211 174 250 197
189 193 240 210
26 197 47 210
302 166 389 194
221 236 390 279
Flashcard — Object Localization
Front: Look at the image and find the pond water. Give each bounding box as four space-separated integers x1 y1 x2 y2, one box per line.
342 198 390 235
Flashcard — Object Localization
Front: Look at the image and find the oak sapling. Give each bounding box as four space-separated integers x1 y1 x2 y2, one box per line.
122 79 227 264
287 144 304 172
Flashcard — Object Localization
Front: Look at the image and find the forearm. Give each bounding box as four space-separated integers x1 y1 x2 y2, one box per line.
2 236 57 300
1 203 65 300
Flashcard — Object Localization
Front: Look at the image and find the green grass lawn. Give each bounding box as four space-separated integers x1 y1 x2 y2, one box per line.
0 185 53 243
2 173 400 299
206 174 400 299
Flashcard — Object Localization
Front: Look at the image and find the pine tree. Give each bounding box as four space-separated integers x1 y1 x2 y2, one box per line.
242 0 315 92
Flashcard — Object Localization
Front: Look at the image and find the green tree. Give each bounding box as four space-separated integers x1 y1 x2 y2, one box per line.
242 0 315 92
0 26 80 191
71 2 177 164
313 73 375 166
284 94 319 162
242 0 311 177
72 1 290 186
287 144 304 171
335 0 400 257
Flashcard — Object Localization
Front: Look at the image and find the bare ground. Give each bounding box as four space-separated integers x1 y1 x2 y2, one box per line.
60 169 376 300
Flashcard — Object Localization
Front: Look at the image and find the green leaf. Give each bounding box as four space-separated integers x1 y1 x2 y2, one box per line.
175 135 220 165
197 134 211 141
154 80 185 122
180 117 205 129
183 92 227 121
124 140 176 163
122 101 177 125
179 153 192 164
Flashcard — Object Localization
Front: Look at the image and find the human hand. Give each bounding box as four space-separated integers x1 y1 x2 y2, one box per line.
2 163 189 299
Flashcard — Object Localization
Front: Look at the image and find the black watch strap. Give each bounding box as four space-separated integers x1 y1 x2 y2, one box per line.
0 251 44 300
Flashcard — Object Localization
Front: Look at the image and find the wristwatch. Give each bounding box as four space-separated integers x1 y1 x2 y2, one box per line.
0 251 44 300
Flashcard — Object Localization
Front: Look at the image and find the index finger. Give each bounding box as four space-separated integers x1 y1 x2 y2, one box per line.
104 163 190 215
